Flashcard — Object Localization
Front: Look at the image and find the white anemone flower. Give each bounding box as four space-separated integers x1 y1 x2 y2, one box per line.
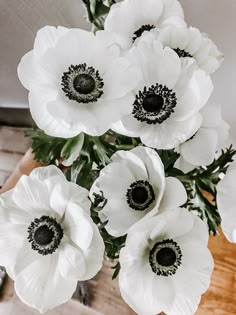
156 26 224 74
175 103 230 173
0 165 104 313
119 208 214 315
90 146 187 237
17 26 140 138
112 39 214 150
104 0 186 49
216 161 236 243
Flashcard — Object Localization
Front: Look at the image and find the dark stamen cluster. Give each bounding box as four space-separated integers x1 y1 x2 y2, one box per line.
126 180 155 211
174 47 193 58
133 83 177 124
133 24 156 42
61 63 104 104
149 239 182 277
28 216 64 256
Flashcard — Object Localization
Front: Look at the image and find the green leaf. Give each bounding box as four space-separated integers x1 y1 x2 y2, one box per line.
177 146 236 235
61 133 84 161
157 149 180 172
111 262 120 280
90 192 127 261
25 129 67 165
82 0 111 31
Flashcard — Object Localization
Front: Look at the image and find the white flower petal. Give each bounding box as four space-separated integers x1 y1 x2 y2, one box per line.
68 182 91 212
59 242 86 280
91 162 135 200
0 224 27 268
160 177 187 212
63 202 93 250
165 294 201 315
174 156 196 173
17 51 41 90
30 165 64 181
111 149 149 180
217 169 236 242
14 254 77 313
50 182 69 219
29 89 79 139
103 57 141 99
173 69 213 121
119 261 174 315
78 224 104 281
0 190 32 224
12 175 50 214
181 128 218 166
141 113 202 149
201 103 222 128
34 26 69 58
117 113 146 137
102 202 146 237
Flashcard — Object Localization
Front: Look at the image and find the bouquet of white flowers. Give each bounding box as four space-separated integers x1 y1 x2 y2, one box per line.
0 0 235 314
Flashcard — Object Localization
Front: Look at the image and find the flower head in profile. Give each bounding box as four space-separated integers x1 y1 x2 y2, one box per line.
112 39 214 150
90 146 187 237
119 208 214 315
217 161 236 243
18 26 139 138
175 103 230 173
0 165 104 313
105 0 186 49
156 26 224 74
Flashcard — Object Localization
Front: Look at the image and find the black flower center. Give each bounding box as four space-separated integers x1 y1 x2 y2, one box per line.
142 94 164 113
62 63 104 104
126 180 155 211
34 225 55 246
133 24 156 42
174 47 193 58
131 186 149 205
28 216 64 256
133 84 177 124
149 239 182 277
156 247 177 267
73 73 96 95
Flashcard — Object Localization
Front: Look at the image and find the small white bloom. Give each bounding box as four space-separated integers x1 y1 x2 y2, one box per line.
119 208 214 315
105 0 186 49
90 146 187 237
175 103 230 173
112 39 214 150
18 26 139 138
0 165 104 313
217 161 236 243
156 26 224 74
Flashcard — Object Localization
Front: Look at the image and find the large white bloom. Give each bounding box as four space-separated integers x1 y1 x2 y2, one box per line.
175 103 230 173
112 39 214 149
17 26 139 138
0 165 104 313
156 26 224 74
216 161 236 243
119 208 214 315
90 146 187 237
104 0 186 49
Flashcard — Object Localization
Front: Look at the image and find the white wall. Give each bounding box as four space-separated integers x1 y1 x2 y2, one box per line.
0 0 235 143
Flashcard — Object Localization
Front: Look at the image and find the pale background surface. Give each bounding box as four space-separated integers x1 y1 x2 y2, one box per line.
0 0 235 144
